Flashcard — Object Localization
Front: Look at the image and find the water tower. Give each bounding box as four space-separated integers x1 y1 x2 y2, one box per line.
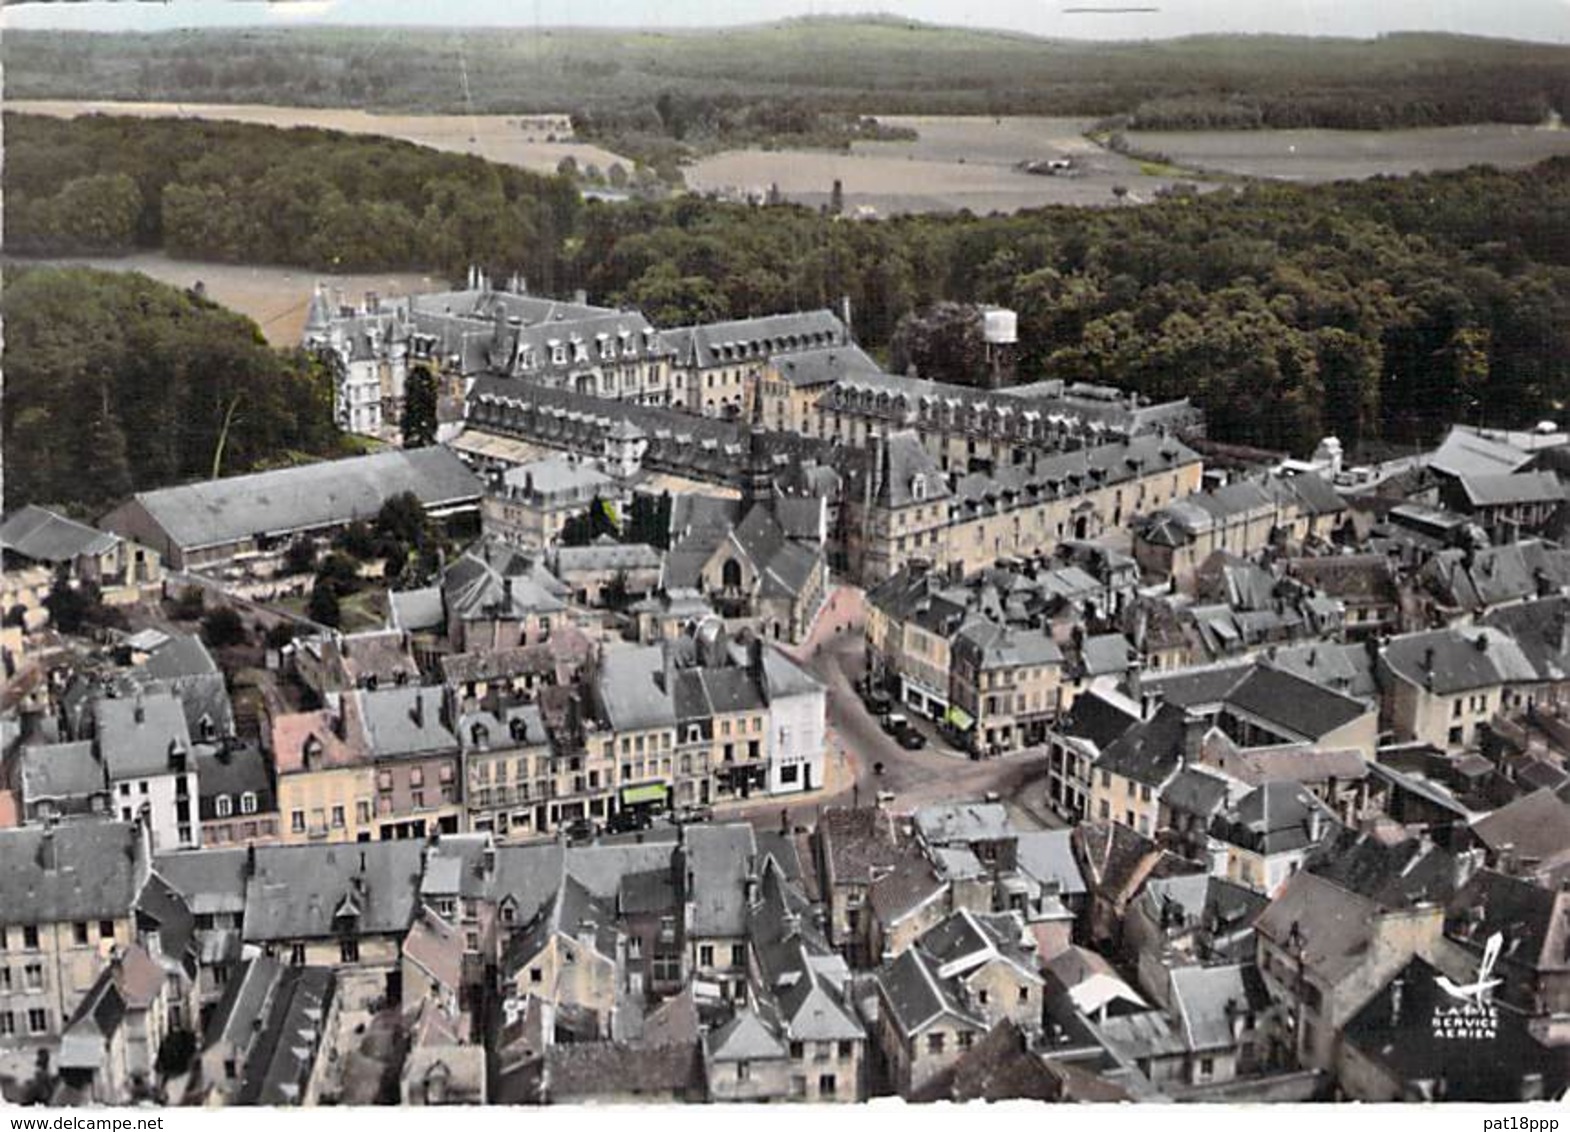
980 305 1018 390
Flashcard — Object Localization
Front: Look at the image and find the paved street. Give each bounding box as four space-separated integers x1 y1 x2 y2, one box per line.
721 615 1062 833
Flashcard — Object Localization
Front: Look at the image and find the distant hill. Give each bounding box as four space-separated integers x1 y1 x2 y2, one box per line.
5 21 1568 129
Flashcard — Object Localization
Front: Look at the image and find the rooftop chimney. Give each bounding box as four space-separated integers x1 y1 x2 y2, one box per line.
38 825 58 872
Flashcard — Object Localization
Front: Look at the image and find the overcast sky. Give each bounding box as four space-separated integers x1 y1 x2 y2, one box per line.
5 0 1569 42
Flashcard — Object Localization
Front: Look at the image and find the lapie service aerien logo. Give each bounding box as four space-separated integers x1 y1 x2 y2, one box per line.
1432 930 1502 1040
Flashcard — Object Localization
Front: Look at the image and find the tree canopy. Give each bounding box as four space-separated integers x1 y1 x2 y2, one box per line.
3 266 352 515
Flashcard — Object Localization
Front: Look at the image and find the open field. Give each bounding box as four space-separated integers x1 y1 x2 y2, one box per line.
1126 122 1570 181
688 116 1206 215
6 253 439 346
7 24 1569 132
7 99 633 175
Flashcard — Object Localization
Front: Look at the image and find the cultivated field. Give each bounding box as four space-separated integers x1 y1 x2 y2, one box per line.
1127 122 1570 181
7 100 634 176
688 117 1203 216
8 253 440 346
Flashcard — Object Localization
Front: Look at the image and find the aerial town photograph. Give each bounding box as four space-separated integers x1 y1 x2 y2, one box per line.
1 0 1569 1113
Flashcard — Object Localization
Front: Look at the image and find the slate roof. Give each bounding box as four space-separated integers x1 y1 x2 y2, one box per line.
1344 955 1567 1101
1222 664 1370 743
1381 627 1538 695
1446 869 1570 975
1269 640 1380 701
0 822 144 926
389 586 445 632
1073 821 1164 902
112 448 481 551
869 853 948 927
404 908 466 991
439 627 594 687
1253 871 1385 984
1053 689 1141 752
352 685 458 758
951 435 1200 519
0 505 119 562
155 848 249 916
552 542 662 575
1140 661 1252 710
665 309 847 369
1169 963 1270 1052
1134 873 1268 956
546 1041 703 1100
770 343 881 389
1079 633 1136 679
1095 702 1188 789
1423 541 1570 613
913 802 1012 846
1014 830 1087 898
875 430 950 510
442 539 570 621
876 948 985 1039
1460 472 1565 509
194 743 272 815
817 807 906 884
238 966 336 1106
1481 597 1570 683
1470 789 1570 864
458 701 548 751
20 741 106 802
704 1006 787 1061
1306 827 1466 910
203 953 283 1050
910 1020 1064 1103
684 824 757 938
242 842 424 941
1210 782 1334 857
1161 765 1234 819
596 646 678 732
94 692 192 780
501 455 613 498
1429 427 1534 480
953 620 1062 672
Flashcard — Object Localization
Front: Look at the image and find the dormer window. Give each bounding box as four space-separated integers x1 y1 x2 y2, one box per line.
912 475 928 502
216 795 233 818
240 792 257 815
552 344 567 366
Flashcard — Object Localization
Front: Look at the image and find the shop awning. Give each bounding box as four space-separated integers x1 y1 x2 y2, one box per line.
946 706 975 732
621 783 668 806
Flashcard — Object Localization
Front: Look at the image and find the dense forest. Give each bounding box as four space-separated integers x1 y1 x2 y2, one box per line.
4 114 581 287
2 268 354 516
6 21 1569 139
7 112 1570 479
574 166 1570 455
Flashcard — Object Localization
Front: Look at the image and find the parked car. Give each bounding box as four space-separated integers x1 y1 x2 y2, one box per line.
564 818 597 846
896 727 927 750
861 682 893 714
607 808 653 835
880 712 909 736
672 804 714 825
